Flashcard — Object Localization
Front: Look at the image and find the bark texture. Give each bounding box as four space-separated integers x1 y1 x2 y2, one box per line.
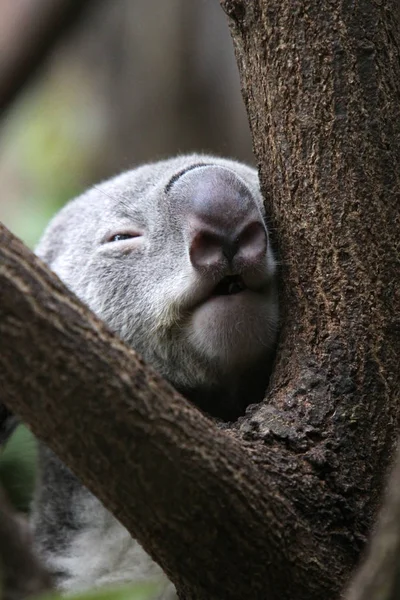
222 0 400 592
0 224 340 599
0 0 400 599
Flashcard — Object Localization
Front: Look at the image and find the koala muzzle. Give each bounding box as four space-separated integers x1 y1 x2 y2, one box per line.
183 166 268 271
189 220 267 271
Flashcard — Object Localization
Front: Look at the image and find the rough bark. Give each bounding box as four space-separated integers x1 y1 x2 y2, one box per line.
0 0 94 116
222 0 400 589
0 1 399 599
0 224 339 599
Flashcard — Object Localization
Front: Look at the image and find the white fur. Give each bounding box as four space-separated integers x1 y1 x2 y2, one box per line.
48 494 176 599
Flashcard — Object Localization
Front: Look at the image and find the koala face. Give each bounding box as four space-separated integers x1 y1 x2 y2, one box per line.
36 155 278 414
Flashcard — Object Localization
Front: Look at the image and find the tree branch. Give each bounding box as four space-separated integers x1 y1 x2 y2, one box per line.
1 223 338 600
0 0 94 116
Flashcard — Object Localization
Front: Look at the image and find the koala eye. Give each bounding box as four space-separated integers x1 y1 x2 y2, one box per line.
107 232 141 243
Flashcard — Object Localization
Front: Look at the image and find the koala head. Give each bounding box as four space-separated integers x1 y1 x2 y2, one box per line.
36 155 278 419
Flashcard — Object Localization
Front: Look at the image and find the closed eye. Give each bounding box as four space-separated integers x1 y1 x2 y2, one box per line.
106 232 142 243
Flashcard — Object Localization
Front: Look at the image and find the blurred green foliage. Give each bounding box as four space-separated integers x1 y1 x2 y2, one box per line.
0 67 103 248
48 582 161 600
0 56 104 515
0 425 38 512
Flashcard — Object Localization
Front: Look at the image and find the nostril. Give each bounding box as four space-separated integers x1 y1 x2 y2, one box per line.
237 221 268 262
190 231 224 269
189 221 268 271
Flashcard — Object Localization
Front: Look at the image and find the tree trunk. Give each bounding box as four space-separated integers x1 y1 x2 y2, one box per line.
224 0 400 577
1 0 400 599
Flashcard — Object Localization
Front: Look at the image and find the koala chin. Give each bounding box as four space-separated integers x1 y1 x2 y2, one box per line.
29 155 279 598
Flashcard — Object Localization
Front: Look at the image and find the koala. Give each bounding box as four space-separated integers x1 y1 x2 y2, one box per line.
7 155 279 599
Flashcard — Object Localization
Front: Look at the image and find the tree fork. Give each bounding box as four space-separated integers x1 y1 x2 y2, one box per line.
0 224 350 599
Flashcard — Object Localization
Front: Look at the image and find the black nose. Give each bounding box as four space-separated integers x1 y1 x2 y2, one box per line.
189 220 267 270
177 165 268 270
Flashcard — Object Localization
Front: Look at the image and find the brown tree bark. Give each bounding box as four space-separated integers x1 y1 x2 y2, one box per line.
221 0 400 595
0 1 400 600
1 224 334 599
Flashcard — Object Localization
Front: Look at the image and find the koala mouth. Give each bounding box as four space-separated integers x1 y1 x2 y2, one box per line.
212 275 246 296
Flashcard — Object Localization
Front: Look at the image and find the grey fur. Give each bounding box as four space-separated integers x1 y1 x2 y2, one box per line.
31 154 279 598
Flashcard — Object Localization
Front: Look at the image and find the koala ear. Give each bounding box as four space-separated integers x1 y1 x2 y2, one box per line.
35 209 70 267
35 192 93 270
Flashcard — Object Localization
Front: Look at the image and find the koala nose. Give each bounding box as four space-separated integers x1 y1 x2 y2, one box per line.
189 220 267 270
182 166 268 270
